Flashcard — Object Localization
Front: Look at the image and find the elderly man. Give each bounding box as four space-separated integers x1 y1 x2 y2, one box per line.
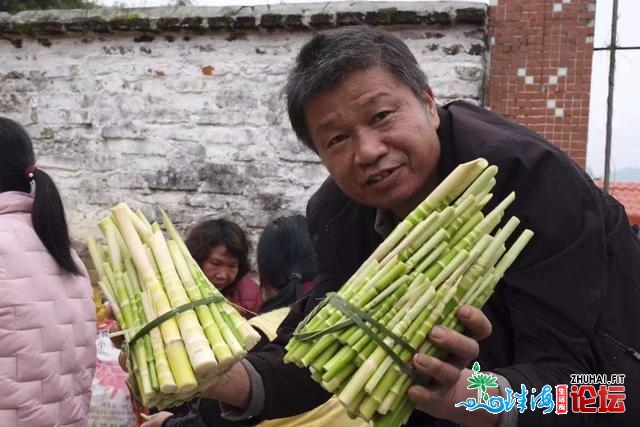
161 26 640 427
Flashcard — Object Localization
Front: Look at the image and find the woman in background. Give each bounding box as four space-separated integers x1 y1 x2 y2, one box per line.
185 218 262 318
0 117 96 426
255 214 317 313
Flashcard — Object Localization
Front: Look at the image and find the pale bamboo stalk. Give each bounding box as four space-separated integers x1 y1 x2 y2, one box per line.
111 203 197 392
149 230 218 377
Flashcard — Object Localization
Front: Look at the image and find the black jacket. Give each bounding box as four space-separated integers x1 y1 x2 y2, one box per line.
246 102 640 426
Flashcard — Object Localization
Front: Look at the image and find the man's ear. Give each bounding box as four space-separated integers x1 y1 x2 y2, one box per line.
422 88 440 129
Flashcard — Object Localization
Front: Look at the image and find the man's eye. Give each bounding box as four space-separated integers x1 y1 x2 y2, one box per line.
373 111 392 123
327 134 348 148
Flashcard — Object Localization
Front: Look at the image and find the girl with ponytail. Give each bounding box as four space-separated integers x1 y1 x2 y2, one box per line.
0 117 96 426
0 117 82 274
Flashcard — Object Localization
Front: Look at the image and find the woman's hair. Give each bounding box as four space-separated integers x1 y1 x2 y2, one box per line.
257 214 318 313
0 117 81 275
185 218 251 287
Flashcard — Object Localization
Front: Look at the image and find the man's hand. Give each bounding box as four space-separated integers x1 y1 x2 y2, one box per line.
141 411 173 427
199 361 252 409
407 305 499 427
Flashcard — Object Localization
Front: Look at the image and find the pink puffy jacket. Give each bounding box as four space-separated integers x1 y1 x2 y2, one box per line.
0 191 97 426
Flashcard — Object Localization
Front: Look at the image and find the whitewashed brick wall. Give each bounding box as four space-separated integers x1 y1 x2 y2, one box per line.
0 2 487 254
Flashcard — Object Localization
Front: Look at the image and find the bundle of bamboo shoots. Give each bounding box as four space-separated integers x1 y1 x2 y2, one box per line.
284 158 533 427
87 204 261 409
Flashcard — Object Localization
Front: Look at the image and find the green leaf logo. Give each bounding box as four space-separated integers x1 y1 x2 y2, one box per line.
467 362 499 403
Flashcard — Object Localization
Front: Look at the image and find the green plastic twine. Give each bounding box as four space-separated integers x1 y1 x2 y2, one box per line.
293 293 428 385
126 294 225 351
124 294 227 403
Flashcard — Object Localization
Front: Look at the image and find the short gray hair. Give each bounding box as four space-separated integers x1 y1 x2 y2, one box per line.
284 25 430 151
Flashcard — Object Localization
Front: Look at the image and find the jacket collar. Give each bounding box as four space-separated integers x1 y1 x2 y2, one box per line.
436 103 458 184
0 191 34 215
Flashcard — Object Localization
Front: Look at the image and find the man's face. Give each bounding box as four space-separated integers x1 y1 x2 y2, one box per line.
305 66 441 218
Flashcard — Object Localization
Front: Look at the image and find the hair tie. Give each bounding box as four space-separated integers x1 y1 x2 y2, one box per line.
25 164 37 180
289 273 302 281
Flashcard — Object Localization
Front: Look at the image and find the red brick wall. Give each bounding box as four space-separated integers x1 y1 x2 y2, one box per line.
485 0 596 167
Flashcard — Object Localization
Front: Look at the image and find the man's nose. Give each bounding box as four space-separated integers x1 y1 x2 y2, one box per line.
353 129 387 166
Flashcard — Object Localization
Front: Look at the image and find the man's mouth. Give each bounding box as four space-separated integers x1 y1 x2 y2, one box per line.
366 167 399 186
